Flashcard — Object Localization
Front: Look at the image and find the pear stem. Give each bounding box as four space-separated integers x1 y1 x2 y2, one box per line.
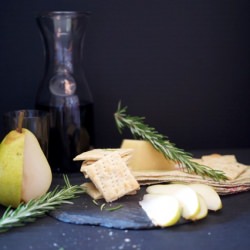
16 111 25 133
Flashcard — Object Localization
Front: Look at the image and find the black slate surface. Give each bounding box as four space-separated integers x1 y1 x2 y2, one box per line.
50 186 155 229
49 174 188 229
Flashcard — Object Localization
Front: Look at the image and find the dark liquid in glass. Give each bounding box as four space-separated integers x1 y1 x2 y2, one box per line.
37 97 94 173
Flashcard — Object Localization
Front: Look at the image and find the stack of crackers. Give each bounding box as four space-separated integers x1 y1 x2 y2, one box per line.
75 148 250 198
132 154 250 195
73 149 140 202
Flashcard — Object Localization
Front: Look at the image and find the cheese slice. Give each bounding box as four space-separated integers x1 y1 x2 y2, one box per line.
121 139 176 171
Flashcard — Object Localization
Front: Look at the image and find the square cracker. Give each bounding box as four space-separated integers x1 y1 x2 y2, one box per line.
192 154 247 180
81 182 103 200
82 152 140 202
80 154 132 169
74 148 133 161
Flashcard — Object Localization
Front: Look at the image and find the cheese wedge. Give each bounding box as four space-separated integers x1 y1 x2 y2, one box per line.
121 139 176 171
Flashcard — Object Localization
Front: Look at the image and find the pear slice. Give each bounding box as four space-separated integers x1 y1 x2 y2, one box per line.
21 128 52 202
146 184 200 220
189 183 222 211
139 193 181 227
191 194 208 221
0 131 24 207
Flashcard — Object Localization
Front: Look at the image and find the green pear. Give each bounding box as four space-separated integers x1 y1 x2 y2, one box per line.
0 128 52 208
0 130 24 207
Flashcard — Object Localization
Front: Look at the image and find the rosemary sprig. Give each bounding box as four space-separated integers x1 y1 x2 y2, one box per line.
92 200 123 212
0 175 85 233
114 103 227 181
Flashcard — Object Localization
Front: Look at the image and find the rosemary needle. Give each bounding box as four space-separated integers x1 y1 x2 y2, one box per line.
105 204 123 212
114 102 227 182
0 175 85 233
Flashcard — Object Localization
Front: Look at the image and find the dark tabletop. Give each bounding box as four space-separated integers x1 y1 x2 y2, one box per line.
1 148 250 250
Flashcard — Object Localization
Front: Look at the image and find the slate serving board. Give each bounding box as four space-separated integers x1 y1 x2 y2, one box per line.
50 186 155 229
49 176 187 230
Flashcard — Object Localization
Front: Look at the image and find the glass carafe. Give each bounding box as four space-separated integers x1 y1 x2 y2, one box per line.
36 11 94 173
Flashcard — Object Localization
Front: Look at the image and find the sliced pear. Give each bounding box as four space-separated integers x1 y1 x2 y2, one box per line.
0 128 52 208
139 193 181 227
0 131 24 207
191 194 208 220
21 128 52 202
189 183 222 211
146 184 200 220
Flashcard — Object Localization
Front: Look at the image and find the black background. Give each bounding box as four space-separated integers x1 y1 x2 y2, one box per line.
0 0 249 150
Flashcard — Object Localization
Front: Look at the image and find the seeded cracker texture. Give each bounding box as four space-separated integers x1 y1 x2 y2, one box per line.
82 152 140 202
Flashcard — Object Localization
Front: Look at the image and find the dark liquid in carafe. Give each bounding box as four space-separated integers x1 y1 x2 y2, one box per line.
37 99 94 173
